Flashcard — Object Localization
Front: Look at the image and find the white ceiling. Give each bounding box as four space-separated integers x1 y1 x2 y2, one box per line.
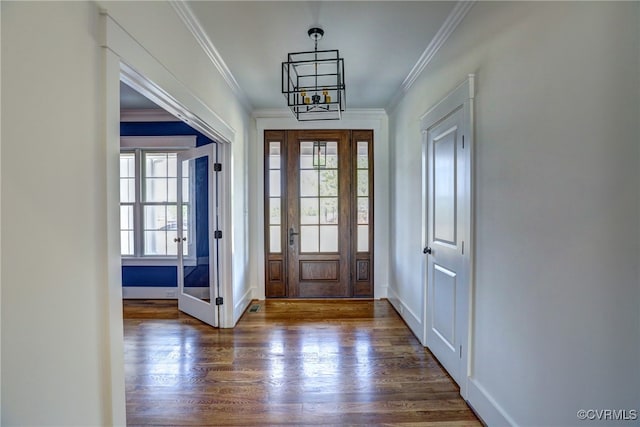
121 1 458 112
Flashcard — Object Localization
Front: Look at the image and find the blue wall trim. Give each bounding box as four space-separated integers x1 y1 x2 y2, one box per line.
122 266 177 287
121 121 213 147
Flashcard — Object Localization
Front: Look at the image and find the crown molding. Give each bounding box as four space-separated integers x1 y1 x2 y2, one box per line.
386 0 476 113
169 0 253 113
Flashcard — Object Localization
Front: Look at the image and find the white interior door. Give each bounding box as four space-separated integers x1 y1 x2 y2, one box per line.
424 106 469 387
177 144 218 327
422 76 474 394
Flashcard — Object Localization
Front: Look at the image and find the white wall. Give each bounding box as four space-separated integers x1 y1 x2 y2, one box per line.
2 2 111 424
389 2 640 426
99 1 254 328
1 1 252 424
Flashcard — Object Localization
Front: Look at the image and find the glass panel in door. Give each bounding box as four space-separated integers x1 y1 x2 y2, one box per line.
299 141 339 253
177 144 217 327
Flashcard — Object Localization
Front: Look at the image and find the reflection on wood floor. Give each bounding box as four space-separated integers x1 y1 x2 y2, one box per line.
123 299 481 426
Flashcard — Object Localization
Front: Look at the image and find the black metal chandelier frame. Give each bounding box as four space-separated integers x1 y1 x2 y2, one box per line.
282 28 346 121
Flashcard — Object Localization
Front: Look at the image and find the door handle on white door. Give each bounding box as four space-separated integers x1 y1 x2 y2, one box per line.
423 246 432 254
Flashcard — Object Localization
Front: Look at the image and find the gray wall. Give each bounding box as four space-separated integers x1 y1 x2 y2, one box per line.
389 2 640 425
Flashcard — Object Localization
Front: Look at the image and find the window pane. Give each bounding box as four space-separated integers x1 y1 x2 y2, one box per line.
181 160 190 203
357 169 369 197
300 141 314 169
300 170 319 197
357 197 369 224
320 225 338 252
357 225 369 252
325 141 338 168
166 231 178 256
145 177 168 202
120 153 136 203
120 205 133 229
269 142 281 169
320 198 338 224
145 153 177 177
120 153 135 178
120 205 134 256
319 170 338 197
300 198 319 225
167 155 178 177
300 226 319 253
357 141 368 169
145 153 178 203
120 178 135 203
182 204 189 232
167 178 177 203
121 231 134 256
143 205 178 256
144 231 167 256
269 197 281 225
269 170 281 197
144 205 166 231
269 226 281 253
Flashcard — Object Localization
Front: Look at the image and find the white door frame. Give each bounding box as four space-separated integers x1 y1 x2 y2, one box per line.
421 74 475 399
102 11 235 424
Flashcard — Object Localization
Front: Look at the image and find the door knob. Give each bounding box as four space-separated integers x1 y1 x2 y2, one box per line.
289 227 299 246
423 246 432 254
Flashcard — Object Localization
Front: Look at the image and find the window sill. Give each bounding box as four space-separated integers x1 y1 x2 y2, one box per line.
121 257 196 267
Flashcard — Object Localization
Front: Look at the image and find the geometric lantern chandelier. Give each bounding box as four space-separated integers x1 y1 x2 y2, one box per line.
282 27 346 121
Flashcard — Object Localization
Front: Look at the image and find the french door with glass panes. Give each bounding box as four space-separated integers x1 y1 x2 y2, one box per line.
264 130 373 298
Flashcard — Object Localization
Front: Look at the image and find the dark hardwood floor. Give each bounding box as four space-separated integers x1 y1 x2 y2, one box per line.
123 299 481 426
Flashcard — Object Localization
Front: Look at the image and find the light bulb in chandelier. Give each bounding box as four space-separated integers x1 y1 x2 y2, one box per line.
323 89 331 104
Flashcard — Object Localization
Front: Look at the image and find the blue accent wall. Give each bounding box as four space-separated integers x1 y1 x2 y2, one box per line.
121 122 214 288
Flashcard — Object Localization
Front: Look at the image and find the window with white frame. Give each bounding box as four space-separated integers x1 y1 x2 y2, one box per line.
119 136 196 260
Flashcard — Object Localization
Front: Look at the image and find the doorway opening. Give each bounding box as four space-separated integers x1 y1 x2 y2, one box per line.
118 75 227 328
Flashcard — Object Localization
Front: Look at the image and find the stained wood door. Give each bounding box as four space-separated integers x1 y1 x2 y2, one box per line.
265 130 373 298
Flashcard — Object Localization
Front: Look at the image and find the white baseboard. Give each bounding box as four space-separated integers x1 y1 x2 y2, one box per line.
233 286 254 326
122 286 209 299
386 286 424 345
375 284 388 299
468 377 516 426
122 286 177 299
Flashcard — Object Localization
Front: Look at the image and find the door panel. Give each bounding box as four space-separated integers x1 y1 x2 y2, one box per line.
287 131 351 298
433 128 457 245
426 108 465 384
432 264 457 350
264 130 374 298
177 144 218 327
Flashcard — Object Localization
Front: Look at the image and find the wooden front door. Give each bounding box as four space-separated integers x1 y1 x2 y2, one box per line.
265 130 373 298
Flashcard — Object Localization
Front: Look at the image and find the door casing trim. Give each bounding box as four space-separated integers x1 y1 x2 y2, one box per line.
420 74 475 399
254 112 390 300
